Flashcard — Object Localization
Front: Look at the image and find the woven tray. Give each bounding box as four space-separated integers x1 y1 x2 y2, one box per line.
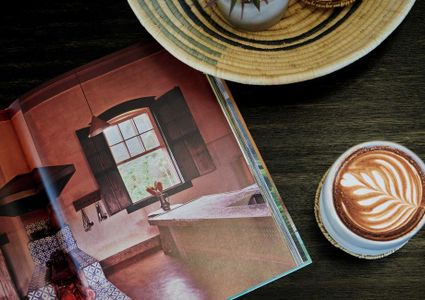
128 0 415 85
301 0 356 8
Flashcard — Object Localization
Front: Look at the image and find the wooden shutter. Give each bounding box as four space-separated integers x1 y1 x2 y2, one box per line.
76 127 131 215
151 87 215 181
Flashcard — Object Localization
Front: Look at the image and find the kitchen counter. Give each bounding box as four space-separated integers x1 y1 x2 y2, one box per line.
147 184 295 276
148 184 270 227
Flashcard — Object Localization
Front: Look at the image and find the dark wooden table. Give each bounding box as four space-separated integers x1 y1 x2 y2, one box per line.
1 1 424 299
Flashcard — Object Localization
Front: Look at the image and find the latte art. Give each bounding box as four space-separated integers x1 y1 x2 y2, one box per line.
334 148 425 241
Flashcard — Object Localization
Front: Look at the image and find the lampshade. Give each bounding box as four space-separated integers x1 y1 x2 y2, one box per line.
88 116 110 138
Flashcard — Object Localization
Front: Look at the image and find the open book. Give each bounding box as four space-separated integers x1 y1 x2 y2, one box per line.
0 42 310 300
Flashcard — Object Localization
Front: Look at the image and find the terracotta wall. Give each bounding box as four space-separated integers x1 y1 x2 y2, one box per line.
0 118 34 296
21 51 254 260
0 119 29 181
11 111 42 169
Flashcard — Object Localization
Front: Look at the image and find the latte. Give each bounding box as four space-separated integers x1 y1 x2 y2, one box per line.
333 146 425 241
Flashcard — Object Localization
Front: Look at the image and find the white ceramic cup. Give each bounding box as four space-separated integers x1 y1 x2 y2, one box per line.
319 141 425 257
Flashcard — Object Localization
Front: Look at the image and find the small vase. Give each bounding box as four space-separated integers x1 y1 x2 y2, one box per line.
216 0 289 31
158 193 171 211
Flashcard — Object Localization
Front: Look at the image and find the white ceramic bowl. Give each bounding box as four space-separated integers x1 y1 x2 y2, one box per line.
216 0 289 31
319 141 425 257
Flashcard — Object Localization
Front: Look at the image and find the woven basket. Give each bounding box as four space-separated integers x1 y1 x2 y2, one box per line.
128 0 415 85
301 0 356 8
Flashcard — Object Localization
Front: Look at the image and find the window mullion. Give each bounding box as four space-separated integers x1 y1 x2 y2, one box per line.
138 133 146 151
117 125 131 158
116 145 164 166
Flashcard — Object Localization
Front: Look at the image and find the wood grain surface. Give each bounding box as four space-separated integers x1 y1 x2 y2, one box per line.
1 1 424 299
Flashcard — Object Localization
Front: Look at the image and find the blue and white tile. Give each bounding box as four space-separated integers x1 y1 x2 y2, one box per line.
27 284 56 300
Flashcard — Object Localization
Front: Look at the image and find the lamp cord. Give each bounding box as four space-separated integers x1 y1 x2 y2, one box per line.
74 72 94 116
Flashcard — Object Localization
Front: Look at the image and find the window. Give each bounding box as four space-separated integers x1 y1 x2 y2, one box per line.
104 109 182 203
77 88 216 214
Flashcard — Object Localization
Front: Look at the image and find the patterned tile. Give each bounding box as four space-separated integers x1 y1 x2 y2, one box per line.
28 236 60 265
82 262 131 299
83 262 108 286
69 249 97 268
27 284 56 300
26 222 130 299
90 282 131 300
56 225 78 253
25 219 49 236
28 265 49 291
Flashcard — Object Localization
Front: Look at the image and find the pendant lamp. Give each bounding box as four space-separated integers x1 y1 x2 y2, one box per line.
88 116 110 138
75 73 110 138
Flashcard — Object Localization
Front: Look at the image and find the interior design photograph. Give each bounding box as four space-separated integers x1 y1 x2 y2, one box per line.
0 43 302 299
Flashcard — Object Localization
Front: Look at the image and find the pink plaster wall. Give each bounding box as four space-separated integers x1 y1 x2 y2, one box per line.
11 112 42 169
0 119 29 181
20 50 254 260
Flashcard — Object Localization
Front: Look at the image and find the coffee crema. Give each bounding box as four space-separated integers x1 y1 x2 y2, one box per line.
333 146 425 241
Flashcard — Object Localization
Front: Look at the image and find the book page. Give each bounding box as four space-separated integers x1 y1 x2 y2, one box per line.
0 44 309 299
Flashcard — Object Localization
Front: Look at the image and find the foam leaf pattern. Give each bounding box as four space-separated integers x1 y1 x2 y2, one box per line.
339 151 422 234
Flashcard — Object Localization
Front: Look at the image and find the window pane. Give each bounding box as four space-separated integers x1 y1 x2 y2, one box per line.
104 125 122 145
118 120 137 139
110 143 130 163
126 137 145 157
118 149 181 202
134 114 153 133
141 130 160 150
